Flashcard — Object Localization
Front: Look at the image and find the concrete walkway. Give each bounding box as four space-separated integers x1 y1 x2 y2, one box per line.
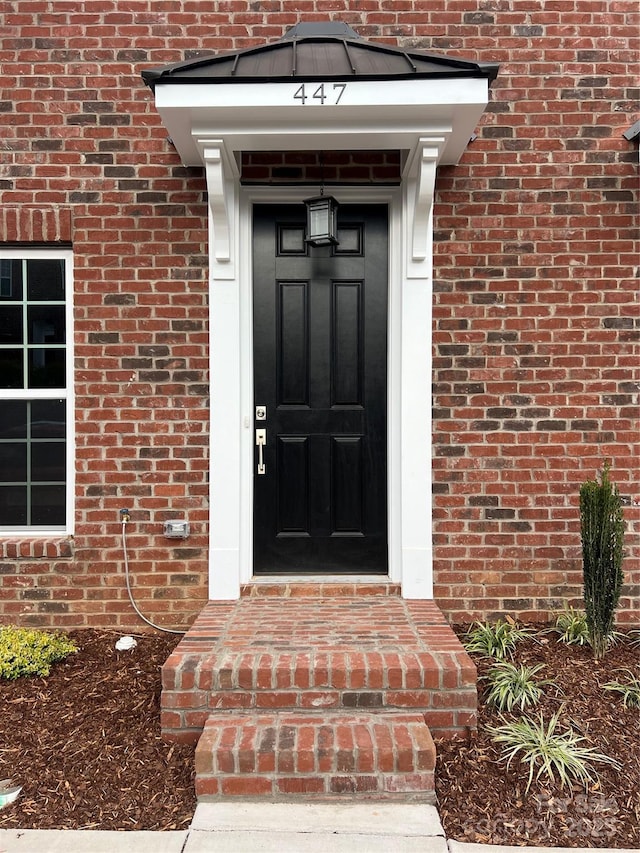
0 803 635 853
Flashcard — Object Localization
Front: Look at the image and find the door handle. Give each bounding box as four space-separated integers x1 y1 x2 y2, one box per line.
256 428 266 475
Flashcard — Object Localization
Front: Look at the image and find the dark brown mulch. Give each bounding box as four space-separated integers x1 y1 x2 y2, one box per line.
0 630 195 830
436 629 640 848
0 627 639 845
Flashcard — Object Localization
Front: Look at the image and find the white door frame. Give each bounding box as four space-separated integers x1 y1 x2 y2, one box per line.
208 176 436 600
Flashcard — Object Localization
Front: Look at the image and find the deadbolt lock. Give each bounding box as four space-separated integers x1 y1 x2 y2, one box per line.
256 405 267 420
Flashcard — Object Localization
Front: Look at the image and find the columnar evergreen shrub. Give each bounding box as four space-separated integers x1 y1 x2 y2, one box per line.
579 462 624 660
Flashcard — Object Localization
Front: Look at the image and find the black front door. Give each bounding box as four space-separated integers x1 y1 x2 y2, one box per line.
253 204 388 574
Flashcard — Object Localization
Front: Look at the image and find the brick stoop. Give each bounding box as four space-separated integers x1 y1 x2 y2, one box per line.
194 711 436 800
162 588 475 730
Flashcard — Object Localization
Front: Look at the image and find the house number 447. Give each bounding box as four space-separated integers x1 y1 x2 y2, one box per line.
293 83 347 105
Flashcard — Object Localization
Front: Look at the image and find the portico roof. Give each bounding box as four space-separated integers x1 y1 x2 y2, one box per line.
142 21 499 90
141 21 499 269
141 22 499 170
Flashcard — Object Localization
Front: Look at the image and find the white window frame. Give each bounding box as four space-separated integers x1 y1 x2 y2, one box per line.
0 248 75 536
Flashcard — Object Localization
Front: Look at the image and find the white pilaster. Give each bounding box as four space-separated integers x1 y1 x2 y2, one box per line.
203 143 242 599
397 138 445 598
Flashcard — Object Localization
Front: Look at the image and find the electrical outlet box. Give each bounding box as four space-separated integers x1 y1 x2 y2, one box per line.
163 520 190 539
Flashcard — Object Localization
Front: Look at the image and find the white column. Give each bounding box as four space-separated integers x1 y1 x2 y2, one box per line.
399 140 444 599
203 144 242 600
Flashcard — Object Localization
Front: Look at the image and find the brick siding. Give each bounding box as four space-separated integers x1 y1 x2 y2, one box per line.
0 2 638 628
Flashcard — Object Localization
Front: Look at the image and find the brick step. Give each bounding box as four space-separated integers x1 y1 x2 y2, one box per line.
194 711 436 801
162 648 476 743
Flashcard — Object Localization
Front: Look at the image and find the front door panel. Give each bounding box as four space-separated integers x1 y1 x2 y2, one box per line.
253 204 388 573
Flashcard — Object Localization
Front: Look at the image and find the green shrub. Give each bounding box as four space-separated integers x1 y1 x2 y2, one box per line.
550 607 591 646
549 606 622 651
580 461 625 660
464 619 532 660
484 661 552 712
0 626 78 680
603 671 640 709
488 709 619 792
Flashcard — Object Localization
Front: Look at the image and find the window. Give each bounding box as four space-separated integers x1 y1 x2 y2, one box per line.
0 251 74 532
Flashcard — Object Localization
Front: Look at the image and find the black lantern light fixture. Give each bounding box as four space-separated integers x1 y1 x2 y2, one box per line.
304 190 339 247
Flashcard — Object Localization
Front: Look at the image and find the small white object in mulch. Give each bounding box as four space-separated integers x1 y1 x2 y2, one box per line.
0 778 22 809
115 636 138 651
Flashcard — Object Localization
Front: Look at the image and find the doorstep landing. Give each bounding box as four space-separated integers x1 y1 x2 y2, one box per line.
162 591 476 744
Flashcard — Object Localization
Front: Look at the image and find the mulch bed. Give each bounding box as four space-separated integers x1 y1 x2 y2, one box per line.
0 630 195 831
437 628 640 848
0 626 638 846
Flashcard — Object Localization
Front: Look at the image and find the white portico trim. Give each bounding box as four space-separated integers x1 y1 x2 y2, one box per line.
145 46 494 600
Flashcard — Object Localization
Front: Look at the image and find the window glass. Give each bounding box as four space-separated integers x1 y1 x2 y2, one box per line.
0 401 27 440
26 259 65 301
31 485 66 526
28 349 66 389
0 444 27 482
0 351 24 389
32 400 65 438
28 305 65 344
32 442 66 482
0 306 23 344
0 260 23 300
0 486 27 526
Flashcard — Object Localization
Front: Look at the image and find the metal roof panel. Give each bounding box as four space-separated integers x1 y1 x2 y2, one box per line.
142 23 499 89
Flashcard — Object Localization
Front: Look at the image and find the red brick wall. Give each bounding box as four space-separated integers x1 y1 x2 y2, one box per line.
0 2 638 629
